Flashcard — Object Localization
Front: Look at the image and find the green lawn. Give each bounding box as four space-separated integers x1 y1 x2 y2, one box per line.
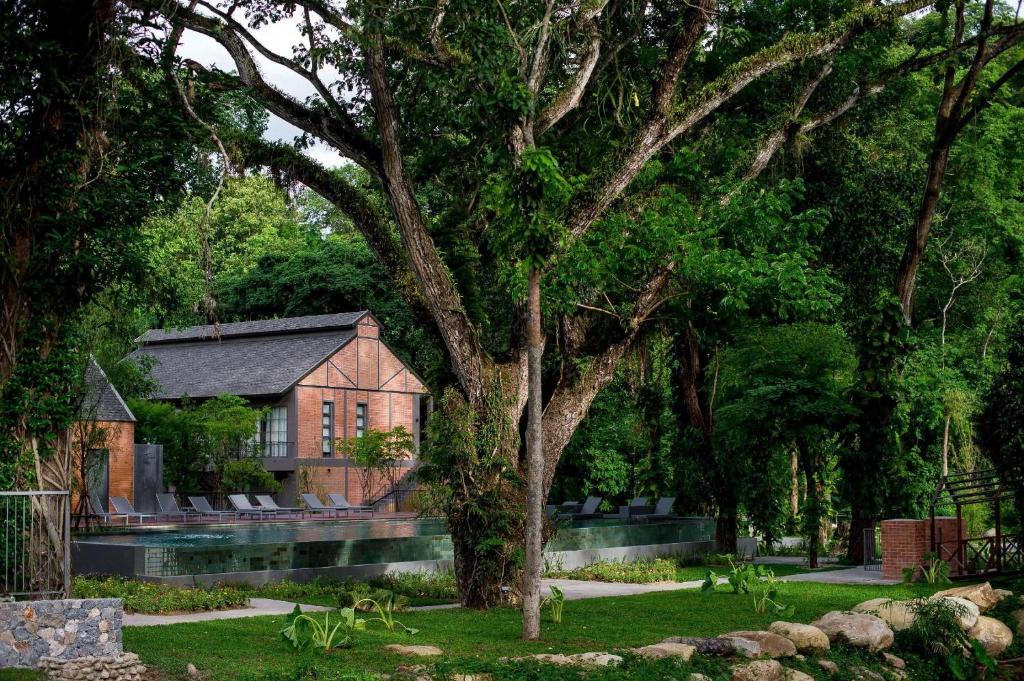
124 581 943 680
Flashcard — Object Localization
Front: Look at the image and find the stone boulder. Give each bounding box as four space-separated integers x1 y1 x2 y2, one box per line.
848 667 885 681
514 652 622 667
931 596 980 630
663 636 760 657
933 582 1004 613
723 631 797 658
768 621 830 654
810 612 894 652
851 598 917 631
969 615 1013 656
783 670 815 681
384 644 444 657
632 642 695 661
1009 608 1024 637
731 660 783 681
817 659 838 675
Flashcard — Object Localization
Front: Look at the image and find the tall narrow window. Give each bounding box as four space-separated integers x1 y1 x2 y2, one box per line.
322 402 334 457
265 406 288 457
355 402 367 438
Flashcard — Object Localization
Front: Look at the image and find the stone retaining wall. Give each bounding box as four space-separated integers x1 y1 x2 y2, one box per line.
0 598 122 668
38 653 145 680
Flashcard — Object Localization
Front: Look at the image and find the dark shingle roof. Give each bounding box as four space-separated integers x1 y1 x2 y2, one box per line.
82 357 136 422
137 311 368 344
128 329 357 400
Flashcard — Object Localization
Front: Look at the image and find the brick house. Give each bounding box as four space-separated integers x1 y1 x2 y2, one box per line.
76 357 137 510
128 312 430 506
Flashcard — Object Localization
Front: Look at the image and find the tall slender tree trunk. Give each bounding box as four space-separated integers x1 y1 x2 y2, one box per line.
522 266 544 640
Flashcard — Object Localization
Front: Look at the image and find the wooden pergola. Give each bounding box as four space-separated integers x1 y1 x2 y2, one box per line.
930 467 1022 578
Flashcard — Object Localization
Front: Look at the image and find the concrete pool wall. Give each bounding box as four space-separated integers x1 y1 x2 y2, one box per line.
72 517 756 586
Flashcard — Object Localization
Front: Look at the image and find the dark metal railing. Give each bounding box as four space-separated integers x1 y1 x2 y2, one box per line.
1 491 70 599
236 441 292 458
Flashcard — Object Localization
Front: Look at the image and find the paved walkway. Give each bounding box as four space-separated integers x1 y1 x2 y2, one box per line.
124 598 331 627
123 566 897 626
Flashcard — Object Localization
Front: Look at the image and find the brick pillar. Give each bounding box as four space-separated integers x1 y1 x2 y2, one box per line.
882 517 962 580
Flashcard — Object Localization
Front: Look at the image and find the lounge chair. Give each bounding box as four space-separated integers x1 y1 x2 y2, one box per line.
228 494 278 519
545 500 581 518
88 494 114 525
602 497 650 520
109 496 159 526
301 493 340 518
188 495 238 521
157 493 200 522
633 497 678 522
255 494 303 518
327 493 374 516
558 496 602 520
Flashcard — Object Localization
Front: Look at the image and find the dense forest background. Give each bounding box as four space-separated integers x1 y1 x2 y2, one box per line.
2 0 1022 594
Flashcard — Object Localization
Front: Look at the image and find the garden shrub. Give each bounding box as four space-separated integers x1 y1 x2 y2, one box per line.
73 575 249 614
369 570 458 602
545 557 677 583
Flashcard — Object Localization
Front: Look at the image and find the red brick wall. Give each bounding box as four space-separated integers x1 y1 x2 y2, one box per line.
882 517 963 580
72 420 135 510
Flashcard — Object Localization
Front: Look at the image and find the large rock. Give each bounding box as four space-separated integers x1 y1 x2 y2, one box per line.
384 644 444 657
969 615 1013 656
731 660 783 681
817 660 838 675
783 670 815 681
851 599 917 631
723 631 797 658
515 652 622 667
769 622 830 654
632 642 695 661
810 612 894 652
664 636 760 657
933 582 1004 613
931 596 980 630
1009 608 1024 637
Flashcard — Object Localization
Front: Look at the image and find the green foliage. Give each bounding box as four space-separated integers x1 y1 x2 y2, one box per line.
355 594 419 635
980 318 1024 521
280 605 365 652
902 552 951 585
895 597 997 680
130 394 272 492
541 585 565 624
702 557 794 616
336 426 414 504
545 558 677 584
368 572 458 604
72 576 249 614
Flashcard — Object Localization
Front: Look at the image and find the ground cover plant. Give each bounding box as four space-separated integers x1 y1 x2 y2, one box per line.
123 581 946 679
72 575 249 614
545 555 843 584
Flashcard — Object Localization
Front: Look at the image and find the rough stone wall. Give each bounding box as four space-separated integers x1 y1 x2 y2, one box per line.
0 598 123 668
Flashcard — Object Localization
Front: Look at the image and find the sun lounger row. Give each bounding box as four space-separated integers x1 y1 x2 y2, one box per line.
546 496 678 522
89 492 375 525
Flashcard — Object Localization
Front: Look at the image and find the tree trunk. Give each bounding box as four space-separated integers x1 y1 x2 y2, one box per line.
798 442 820 569
522 267 544 640
847 511 875 566
789 449 800 521
716 502 738 555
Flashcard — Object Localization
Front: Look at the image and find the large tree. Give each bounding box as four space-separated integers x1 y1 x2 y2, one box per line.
124 0 1020 611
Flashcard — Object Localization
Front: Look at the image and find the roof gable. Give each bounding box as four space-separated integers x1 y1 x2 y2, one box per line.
81 357 135 422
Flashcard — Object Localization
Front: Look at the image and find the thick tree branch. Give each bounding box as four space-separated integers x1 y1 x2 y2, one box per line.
564 0 931 242
365 33 487 403
130 0 383 171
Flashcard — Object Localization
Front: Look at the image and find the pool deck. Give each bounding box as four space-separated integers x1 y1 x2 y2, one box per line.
123 567 896 626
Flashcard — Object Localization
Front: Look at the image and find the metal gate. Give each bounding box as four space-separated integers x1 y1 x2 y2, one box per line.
0 491 71 599
133 444 164 512
863 526 882 571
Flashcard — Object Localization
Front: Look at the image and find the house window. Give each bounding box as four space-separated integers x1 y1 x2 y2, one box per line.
355 402 367 438
265 405 288 457
322 402 334 457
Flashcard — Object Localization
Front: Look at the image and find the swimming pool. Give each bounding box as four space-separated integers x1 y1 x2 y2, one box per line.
72 517 719 585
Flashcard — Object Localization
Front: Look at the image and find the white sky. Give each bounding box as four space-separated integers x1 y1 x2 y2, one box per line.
179 17 348 168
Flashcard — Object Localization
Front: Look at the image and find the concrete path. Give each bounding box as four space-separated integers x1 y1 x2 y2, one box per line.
779 567 899 585
124 598 331 627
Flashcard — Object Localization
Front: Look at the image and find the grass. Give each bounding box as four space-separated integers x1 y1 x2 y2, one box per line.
545 556 848 584
124 580 946 680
